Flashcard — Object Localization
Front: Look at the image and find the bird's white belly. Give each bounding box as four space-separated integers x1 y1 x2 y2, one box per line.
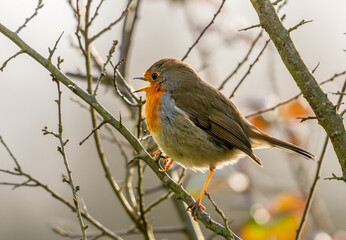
150 93 245 171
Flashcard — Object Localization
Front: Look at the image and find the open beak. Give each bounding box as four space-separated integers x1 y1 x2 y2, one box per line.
133 76 150 93
133 77 146 81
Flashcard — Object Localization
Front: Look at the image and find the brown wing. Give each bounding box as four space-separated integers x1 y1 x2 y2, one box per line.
172 84 262 166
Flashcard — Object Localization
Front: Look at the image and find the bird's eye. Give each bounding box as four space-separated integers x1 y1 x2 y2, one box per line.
152 73 158 80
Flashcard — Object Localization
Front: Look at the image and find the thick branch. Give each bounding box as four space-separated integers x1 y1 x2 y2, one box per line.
0 22 234 239
250 0 346 178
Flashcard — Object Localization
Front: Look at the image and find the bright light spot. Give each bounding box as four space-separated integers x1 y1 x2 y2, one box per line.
227 172 250 192
314 232 332 240
250 203 270 225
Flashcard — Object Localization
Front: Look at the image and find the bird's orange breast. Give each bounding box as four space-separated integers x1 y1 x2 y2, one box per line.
144 84 166 134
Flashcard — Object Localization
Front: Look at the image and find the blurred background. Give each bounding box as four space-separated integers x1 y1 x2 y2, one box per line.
0 0 345 239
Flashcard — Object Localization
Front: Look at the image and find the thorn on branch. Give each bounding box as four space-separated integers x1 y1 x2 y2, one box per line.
312 62 320 74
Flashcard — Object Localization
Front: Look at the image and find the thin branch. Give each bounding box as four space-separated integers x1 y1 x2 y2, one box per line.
79 120 108 145
245 70 346 118
88 0 106 26
288 19 313 33
144 188 174 215
118 0 141 78
0 136 21 171
16 0 44 33
181 0 226 61
48 32 64 62
93 40 119 96
205 192 235 240
229 38 270 98
218 30 264 90
0 138 123 239
90 0 134 42
295 135 328 240
296 76 346 239
238 24 261 32
112 61 141 107
0 50 25 71
52 77 88 239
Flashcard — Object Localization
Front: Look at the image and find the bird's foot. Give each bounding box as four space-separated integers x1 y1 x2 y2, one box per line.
153 150 174 172
159 156 174 172
152 149 162 160
186 200 205 221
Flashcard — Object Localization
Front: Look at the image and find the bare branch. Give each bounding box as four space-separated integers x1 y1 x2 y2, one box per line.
288 19 313 33
295 135 329 240
0 50 25 71
218 30 264 90
229 38 270 98
16 0 44 33
48 32 64 62
181 0 226 61
0 136 22 171
90 0 134 42
238 23 261 32
205 192 235 240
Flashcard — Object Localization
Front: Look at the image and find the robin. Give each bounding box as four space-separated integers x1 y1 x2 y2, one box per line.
134 58 314 219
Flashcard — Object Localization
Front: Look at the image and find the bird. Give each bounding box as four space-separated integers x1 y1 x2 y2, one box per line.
134 58 314 219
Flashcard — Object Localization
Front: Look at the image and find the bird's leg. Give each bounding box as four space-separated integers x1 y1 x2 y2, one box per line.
159 156 174 172
186 169 215 220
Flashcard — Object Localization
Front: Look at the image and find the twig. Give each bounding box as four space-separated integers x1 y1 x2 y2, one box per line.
112 61 141 107
88 0 106 26
93 40 119 96
312 62 320 74
80 120 108 145
296 78 346 239
52 77 88 240
295 135 328 240
218 30 264 90
324 173 346 181
245 70 346 118
297 116 317 122
0 136 122 239
288 19 313 33
90 0 134 42
0 50 25 71
118 0 142 78
181 0 226 61
238 24 261 32
0 136 21 171
205 192 235 240
229 38 271 99
16 0 44 33
48 32 64 62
